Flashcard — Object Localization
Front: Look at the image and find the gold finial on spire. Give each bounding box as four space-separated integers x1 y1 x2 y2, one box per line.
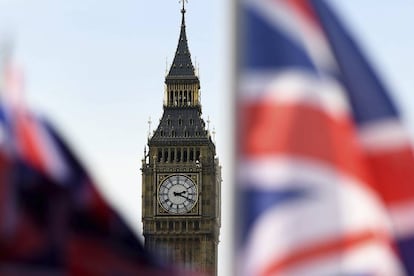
180 0 188 12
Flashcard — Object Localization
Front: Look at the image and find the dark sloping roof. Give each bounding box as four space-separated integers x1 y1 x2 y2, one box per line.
150 108 213 145
166 8 198 81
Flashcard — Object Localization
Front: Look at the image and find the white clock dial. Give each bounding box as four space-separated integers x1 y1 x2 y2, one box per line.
158 175 198 214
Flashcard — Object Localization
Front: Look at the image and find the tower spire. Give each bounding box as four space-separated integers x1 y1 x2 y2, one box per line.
164 0 200 109
166 0 198 81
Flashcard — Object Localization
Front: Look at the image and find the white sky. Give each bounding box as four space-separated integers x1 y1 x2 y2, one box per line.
0 1 413 275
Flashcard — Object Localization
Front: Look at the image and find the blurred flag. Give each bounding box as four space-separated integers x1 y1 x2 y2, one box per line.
236 0 414 275
0 51 175 275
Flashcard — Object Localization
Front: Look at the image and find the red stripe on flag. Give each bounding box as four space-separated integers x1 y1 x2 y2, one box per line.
284 0 320 27
366 147 414 205
239 102 371 184
260 230 394 276
15 113 47 173
0 213 48 261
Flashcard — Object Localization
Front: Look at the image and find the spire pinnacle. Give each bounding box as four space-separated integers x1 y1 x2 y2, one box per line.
180 0 187 13
180 0 187 26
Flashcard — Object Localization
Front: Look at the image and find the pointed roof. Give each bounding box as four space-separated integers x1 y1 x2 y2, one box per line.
166 6 198 82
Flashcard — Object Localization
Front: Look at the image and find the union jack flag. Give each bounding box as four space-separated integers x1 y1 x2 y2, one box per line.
236 0 414 275
0 52 176 275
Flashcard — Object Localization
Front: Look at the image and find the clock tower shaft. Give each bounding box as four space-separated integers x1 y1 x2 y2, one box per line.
141 4 221 276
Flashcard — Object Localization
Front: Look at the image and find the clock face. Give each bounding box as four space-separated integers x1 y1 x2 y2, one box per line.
158 175 198 214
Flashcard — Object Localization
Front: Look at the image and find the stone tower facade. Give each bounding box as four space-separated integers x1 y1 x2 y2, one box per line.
141 4 221 276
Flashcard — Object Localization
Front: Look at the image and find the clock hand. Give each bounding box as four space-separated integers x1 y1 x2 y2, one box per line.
177 194 195 202
173 191 186 197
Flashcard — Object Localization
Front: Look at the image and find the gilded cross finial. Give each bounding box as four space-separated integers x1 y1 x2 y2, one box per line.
180 0 188 12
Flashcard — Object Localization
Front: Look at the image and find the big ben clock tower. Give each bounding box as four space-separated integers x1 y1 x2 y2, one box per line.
141 2 221 275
